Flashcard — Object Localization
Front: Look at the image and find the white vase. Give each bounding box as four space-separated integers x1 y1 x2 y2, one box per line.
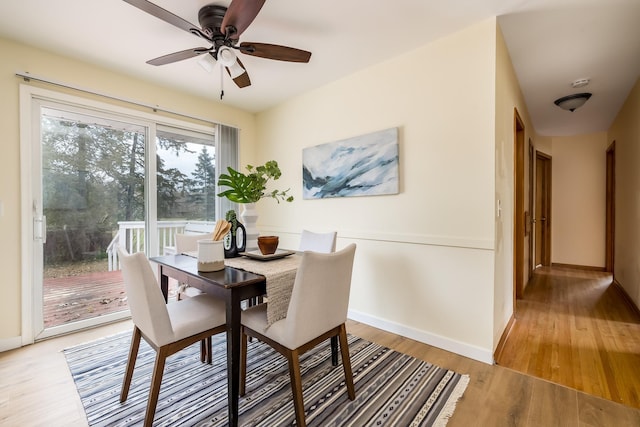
240 202 259 251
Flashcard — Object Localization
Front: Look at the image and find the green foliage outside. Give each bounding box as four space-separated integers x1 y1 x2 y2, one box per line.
41 116 217 262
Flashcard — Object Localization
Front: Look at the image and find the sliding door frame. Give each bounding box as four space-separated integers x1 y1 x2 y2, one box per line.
19 84 218 343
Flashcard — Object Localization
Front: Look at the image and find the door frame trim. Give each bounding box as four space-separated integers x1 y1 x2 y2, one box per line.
605 141 615 272
19 85 36 345
528 139 534 275
513 108 525 301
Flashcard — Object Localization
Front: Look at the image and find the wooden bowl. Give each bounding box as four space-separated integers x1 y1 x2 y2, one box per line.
257 236 279 255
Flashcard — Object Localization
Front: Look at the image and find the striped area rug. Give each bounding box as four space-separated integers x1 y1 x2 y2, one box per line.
64 332 469 426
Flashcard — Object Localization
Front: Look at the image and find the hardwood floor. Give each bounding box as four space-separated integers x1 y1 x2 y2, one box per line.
1 316 639 426
496 266 640 409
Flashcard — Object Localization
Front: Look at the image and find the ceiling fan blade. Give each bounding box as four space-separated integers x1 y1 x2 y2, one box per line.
228 57 251 88
123 0 200 36
147 48 210 66
239 42 312 63
221 0 266 40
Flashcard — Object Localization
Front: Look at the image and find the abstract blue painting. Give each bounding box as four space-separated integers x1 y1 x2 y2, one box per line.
303 127 399 199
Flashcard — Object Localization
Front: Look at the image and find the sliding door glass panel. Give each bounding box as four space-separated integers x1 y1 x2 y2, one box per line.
40 106 145 330
156 126 217 257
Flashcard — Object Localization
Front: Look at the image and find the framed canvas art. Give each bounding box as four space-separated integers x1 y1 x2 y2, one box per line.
303 127 399 199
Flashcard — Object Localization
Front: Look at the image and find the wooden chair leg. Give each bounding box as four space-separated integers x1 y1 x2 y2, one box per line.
338 324 355 400
120 327 141 402
206 337 212 364
240 329 248 396
287 349 306 427
144 347 168 427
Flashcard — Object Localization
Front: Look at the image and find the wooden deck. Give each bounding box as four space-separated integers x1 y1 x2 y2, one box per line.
43 270 178 328
44 271 127 328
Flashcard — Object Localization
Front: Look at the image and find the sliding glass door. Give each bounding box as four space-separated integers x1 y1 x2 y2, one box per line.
35 103 147 337
23 87 226 341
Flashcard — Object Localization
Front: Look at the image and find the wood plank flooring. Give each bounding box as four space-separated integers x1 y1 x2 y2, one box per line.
2 318 640 426
496 266 640 409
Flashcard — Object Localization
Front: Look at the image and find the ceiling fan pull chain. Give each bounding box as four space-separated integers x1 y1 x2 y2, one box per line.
220 63 225 100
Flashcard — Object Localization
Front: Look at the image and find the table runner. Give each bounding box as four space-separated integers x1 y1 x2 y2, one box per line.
224 254 301 325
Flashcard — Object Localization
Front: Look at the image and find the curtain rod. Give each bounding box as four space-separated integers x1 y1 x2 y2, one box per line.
15 71 239 129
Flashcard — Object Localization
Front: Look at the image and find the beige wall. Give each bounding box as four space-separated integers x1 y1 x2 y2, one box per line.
0 37 257 342
608 77 640 306
493 25 537 349
550 133 608 267
255 19 500 362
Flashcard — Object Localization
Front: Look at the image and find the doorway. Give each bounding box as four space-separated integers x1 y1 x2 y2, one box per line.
534 152 552 267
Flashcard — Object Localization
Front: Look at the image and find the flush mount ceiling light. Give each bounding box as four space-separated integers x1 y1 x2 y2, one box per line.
553 92 592 112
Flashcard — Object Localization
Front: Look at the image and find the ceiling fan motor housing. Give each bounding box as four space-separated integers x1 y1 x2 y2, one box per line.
198 5 227 37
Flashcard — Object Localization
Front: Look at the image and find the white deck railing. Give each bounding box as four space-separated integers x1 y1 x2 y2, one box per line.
106 220 215 271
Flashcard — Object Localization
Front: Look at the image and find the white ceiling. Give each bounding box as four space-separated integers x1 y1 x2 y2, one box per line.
1 0 639 136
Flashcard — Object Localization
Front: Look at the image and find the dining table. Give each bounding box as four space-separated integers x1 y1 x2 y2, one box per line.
151 254 266 427
150 251 340 426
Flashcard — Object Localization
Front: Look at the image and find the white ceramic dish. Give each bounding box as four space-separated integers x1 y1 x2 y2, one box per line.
239 249 296 261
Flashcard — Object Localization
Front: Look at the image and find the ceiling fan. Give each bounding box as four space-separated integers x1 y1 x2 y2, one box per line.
123 0 312 96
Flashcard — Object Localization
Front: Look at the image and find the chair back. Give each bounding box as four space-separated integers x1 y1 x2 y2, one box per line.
175 232 214 254
284 243 356 347
118 247 173 346
298 230 337 253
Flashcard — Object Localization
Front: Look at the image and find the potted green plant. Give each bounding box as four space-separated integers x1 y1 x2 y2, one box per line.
217 160 293 204
217 160 293 250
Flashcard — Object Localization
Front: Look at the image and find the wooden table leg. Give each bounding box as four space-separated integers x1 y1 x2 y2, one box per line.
159 266 169 303
225 292 241 427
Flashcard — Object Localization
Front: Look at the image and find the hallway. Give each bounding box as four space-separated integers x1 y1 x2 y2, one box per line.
496 266 640 409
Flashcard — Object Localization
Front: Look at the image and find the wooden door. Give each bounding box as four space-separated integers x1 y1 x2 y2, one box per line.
534 152 551 267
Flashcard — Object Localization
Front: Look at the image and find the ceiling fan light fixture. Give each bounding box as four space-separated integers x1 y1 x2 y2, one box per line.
197 53 216 73
553 92 592 112
217 47 245 79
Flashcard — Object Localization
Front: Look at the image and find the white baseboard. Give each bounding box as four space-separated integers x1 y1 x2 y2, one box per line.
0 336 23 353
348 309 494 365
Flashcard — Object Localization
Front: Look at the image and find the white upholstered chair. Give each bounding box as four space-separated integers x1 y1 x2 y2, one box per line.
175 232 213 300
239 243 357 427
117 248 226 427
175 232 215 362
298 229 337 253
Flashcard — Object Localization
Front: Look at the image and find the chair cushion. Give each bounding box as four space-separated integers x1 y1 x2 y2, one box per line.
166 294 226 344
242 303 294 348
